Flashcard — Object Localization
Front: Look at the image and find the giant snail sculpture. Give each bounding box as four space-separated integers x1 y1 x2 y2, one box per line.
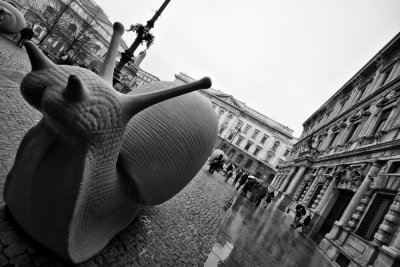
0 1 26 33
4 22 218 263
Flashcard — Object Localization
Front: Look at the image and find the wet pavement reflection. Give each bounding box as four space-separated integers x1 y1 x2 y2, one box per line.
205 193 335 267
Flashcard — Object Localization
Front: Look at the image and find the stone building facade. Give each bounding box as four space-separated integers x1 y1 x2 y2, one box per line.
175 73 297 182
271 32 400 266
10 0 128 67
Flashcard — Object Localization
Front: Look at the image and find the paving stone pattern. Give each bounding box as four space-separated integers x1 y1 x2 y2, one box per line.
0 36 235 266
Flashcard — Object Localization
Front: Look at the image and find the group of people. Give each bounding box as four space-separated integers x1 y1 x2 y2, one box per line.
208 154 312 232
209 155 275 208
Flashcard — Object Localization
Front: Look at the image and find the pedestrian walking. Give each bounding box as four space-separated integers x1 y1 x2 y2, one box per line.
241 178 256 197
254 185 268 206
216 160 225 173
233 169 243 185
224 162 234 176
236 172 248 191
224 170 233 182
264 191 275 208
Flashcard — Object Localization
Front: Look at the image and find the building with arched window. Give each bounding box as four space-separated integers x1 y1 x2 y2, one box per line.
174 72 297 181
271 32 400 267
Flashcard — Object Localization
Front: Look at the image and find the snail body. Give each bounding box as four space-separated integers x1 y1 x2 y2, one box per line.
4 23 217 263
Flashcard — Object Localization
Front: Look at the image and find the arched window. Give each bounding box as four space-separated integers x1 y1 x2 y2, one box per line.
272 141 280 151
224 114 233 124
217 110 224 119
236 154 244 164
244 159 253 169
227 149 236 158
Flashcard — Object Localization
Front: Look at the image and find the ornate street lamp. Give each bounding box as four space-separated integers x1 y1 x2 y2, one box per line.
113 0 171 85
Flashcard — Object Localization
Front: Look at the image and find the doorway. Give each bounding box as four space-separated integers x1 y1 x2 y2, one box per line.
315 189 354 244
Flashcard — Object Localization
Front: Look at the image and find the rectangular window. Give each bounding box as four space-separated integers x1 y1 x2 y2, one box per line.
260 135 269 144
235 121 243 130
356 193 394 240
283 149 290 157
371 108 393 135
218 127 226 135
344 123 360 143
243 125 251 134
388 162 400 174
265 155 272 163
253 146 261 156
328 132 339 148
251 130 260 139
244 141 253 151
236 136 244 146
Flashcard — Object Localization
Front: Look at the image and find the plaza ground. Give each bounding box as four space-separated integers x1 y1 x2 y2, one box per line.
0 35 334 266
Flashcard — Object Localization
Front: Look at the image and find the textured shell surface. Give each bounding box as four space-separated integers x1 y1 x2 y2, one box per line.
119 81 218 205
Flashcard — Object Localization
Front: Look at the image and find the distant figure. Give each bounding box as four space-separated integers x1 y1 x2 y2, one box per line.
254 185 268 206
241 178 256 197
17 24 34 47
233 169 243 185
216 160 225 173
296 214 312 232
236 172 248 190
208 154 222 174
59 52 74 65
291 203 306 227
224 162 234 176
264 191 274 208
224 170 233 182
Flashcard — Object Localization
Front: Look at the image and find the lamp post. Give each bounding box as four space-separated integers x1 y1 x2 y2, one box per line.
113 0 171 85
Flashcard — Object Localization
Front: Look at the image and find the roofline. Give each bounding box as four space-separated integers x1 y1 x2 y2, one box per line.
303 31 400 126
174 72 296 140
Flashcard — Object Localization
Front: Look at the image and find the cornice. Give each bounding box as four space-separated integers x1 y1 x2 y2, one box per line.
304 33 400 126
314 139 400 163
297 76 400 145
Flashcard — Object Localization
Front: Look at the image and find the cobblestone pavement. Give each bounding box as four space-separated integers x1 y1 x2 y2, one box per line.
0 36 31 74
0 36 236 266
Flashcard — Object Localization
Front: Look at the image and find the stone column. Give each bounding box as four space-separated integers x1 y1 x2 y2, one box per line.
279 167 297 193
285 166 308 197
337 161 383 227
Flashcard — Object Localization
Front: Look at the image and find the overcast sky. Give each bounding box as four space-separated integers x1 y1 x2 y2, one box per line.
95 0 400 138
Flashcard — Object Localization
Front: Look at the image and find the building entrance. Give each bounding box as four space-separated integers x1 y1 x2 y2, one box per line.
315 189 354 244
